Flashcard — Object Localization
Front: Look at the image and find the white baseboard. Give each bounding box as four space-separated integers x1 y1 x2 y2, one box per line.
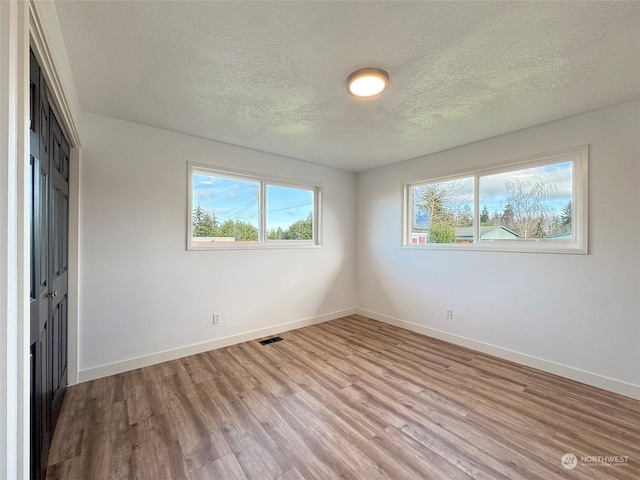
356 308 640 401
78 308 356 383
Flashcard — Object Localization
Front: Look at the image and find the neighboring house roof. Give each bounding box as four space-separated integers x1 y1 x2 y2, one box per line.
454 226 520 240
546 232 572 240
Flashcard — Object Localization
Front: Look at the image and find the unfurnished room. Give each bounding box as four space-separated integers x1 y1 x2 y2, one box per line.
1 1 639 479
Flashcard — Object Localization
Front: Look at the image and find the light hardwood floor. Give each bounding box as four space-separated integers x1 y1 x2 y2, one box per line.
46 315 639 479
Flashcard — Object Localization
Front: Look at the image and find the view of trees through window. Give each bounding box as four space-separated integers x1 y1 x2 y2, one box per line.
409 161 574 244
266 185 314 240
411 177 474 244
191 170 315 245
192 203 259 242
192 174 259 243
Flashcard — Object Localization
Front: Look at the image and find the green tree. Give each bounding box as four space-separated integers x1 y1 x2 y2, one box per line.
269 213 313 240
218 219 258 241
533 215 547 239
490 210 502 226
285 215 313 240
234 221 259 241
429 223 456 243
560 201 572 232
192 204 218 237
501 204 515 230
268 227 285 240
480 205 491 225
217 219 235 238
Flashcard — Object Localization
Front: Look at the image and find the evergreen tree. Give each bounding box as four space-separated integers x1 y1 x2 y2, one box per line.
533 215 547 239
480 206 491 225
267 214 313 240
192 204 217 237
560 201 572 232
502 204 515 230
234 221 259 241
268 227 285 240
491 210 502 226
217 219 236 238
218 219 258 241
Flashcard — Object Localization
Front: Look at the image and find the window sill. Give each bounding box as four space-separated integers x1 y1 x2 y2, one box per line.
188 242 322 251
401 242 587 254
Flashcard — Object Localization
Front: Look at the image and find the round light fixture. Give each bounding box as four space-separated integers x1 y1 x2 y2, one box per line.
346 68 389 98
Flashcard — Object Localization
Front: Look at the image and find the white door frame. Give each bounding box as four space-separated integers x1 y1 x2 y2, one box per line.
1 1 29 478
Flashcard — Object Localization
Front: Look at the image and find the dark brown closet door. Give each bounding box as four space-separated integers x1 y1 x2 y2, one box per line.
48 114 69 423
29 48 69 480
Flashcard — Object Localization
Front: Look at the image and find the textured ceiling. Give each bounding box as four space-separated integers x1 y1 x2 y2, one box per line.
55 1 640 172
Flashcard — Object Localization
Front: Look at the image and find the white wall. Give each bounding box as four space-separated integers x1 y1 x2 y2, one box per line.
78 113 356 379
356 101 640 397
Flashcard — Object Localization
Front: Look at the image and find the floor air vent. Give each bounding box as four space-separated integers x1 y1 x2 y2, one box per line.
259 336 284 345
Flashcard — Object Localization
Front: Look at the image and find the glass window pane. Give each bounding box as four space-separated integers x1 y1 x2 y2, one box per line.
266 185 314 241
410 177 474 244
192 173 259 243
478 161 573 241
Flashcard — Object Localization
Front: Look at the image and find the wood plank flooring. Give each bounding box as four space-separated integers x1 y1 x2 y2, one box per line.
46 315 640 479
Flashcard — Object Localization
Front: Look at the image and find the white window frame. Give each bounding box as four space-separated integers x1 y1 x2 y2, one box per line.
188 162 322 250
402 145 588 254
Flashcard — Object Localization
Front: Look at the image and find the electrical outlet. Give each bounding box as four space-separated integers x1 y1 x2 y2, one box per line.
446 308 453 320
213 313 221 324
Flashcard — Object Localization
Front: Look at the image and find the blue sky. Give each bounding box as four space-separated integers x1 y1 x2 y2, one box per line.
479 161 573 214
193 173 313 230
412 161 573 231
415 161 573 215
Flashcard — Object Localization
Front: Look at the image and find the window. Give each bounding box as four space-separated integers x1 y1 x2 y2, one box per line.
403 146 588 253
188 164 320 249
409 176 474 245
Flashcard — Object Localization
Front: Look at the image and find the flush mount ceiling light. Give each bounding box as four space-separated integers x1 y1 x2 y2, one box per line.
346 68 389 98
